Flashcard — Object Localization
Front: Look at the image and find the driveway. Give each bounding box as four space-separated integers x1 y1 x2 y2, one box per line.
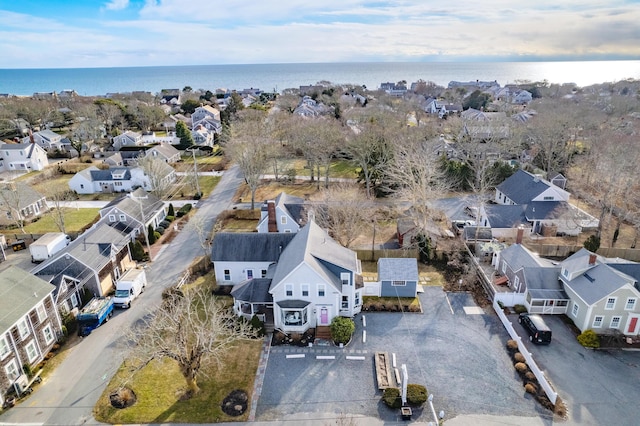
513 314 640 426
256 288 547 424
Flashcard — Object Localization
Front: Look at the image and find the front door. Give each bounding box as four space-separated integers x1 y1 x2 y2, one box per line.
626 316 639 335
319 307 330 326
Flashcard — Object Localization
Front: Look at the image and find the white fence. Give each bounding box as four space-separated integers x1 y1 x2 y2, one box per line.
494 292 526 307
493 299 558 405
363 281 381 296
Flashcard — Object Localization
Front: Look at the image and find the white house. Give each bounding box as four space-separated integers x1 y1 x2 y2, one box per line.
256 192 306 233
22 130 64 150
222 220 363 334
0 142 48 172
112 131 143 150
69 166 175 194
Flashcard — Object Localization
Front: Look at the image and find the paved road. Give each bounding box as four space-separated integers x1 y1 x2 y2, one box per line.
0 165 244 426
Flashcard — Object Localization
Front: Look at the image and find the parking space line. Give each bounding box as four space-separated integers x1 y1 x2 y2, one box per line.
286 354 305 359
444 293 454 314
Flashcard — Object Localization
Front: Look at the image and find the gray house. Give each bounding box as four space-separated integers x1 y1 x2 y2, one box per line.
560 248 640 336
256 192 306 233
377 258 419 298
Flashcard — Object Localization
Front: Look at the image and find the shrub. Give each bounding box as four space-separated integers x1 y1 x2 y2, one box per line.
513 304 528 314
382 387 402 409
129 241 146 261
524 383 538 394
167 203 175 217
153 231 161 241
177 204 193 217
250 315 266 337
506 340 519 351
330 316 355 344
406 384 428 406
514 362 528 373
194 192 202 200
577 329 600 348
147 224 156 244
525 371 537 382
497 300 504 309
165 215 175 222
156 227 165 235
513 352 525 363
159 219 171 228
23 363 34 378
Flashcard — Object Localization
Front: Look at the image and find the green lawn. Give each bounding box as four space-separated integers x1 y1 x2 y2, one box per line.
20 208 100 234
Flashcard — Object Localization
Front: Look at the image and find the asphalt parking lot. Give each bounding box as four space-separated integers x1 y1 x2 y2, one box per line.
514 314 640 426
256 288 549 424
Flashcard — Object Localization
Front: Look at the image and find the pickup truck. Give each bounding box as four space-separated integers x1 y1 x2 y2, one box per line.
77 297 114 337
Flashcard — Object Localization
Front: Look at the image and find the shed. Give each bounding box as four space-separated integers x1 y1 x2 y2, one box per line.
378 258 419 297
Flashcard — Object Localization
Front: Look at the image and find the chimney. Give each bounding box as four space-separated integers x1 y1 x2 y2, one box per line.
588 253 597 266
267 200 277 232
29 129 35 144
516 228 524 245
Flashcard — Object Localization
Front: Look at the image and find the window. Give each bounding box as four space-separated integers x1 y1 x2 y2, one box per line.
26 340 38 362
625 298 637 311
592 316 604 328
392 280 406 286
605 297 616 310
42 325 55 344
70 292 79 308
543 196 554 200
0 335 10 359
342 296 349 309
60 280 68 293
355 292 360 306
514 276 520 289
223 269 231 281
119 214 126 221
280 216 287 224
556 300 568 307
341 273 350 286
501 261 506 274
572 302 579 318
610 316 621 329
261 269 267 278
80 184 84 189
36 303 47 322
17 318 29 339
562 269 568 278
302 284 309 297
108 214 116 222
318 284 325 297
285 284 293 297
246 269 253 279
4 360 19 381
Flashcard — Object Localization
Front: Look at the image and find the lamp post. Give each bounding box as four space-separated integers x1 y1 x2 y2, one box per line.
131 194 153 262
427 394 444 425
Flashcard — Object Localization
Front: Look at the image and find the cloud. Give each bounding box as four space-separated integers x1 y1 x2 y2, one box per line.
103 0 130 11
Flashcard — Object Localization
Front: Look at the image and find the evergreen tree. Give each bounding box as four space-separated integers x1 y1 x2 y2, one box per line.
175 121 194 149
148 224 157 244
168 203 175 217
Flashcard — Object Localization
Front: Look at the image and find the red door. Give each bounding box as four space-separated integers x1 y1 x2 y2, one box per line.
628 317 638 334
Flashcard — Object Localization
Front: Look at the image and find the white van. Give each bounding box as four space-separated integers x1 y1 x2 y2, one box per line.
113 268 147 308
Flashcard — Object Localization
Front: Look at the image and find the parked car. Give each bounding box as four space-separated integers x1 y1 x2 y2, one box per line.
518 313 552 344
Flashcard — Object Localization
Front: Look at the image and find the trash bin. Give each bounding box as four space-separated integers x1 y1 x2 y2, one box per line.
10 240 26 251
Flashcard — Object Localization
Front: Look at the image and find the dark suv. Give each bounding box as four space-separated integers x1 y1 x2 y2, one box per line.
518 313 552 344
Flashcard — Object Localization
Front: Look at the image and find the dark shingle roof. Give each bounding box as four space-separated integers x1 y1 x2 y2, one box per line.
496 170 551 205
484 204 528 228
378 258 418 282
230 278 273 303
211 233 296 262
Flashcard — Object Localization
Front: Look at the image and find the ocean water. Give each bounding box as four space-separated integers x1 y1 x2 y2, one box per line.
1 61 639 97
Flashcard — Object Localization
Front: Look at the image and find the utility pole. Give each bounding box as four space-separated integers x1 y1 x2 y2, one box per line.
131 194 153 262
191 148 201 197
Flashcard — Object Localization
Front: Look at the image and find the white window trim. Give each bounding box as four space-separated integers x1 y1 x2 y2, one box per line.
592 316 604 328
280 216 287 224
318 284 326 297
4 359 20 381
108 214 116 222
25 340 38 363
285 284 293 297
17 318 30 339
605 297 616 310
572 302 579 318
610 316 621 329
301 284 309 297
0 335 10 359
625 298 637 311
501 261 507 274
36 302 47 322
42 325 55 345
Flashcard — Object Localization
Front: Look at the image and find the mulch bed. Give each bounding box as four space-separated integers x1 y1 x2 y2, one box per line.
221 389 248 416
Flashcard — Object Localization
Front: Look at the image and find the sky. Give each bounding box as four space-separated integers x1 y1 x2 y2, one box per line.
1 0 639 69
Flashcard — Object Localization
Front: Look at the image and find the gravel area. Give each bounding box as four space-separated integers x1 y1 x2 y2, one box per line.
256 287 550 423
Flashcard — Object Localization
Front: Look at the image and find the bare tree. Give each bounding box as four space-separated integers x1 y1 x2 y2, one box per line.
41 182 75 234
311 184 373 248
226 110 270 209
137 155 174 198
185 214 213 257
126 285 257 397
0 182 29 233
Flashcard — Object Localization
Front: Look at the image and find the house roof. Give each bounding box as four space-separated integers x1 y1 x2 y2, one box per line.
484 204 528 229
211 233 296 262
270 220 360 292
0 182 46 210
525 201 594 222
101 188 165 224
563 263 634 305
148 143 179 160
378 258 418 282
230 278 273 303
90 167 132 181
522 267 567 299
275 192 305 224
500 244 552 270
496 170 557 205
463 227 493 241
0 266 55 332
